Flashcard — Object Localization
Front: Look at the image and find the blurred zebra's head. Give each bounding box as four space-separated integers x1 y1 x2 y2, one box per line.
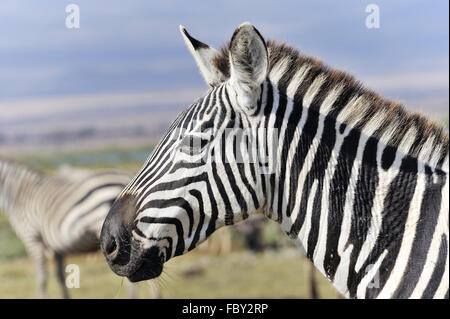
101 22 274 282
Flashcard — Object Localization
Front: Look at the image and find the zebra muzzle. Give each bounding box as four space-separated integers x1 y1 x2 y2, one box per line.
126 245 164 282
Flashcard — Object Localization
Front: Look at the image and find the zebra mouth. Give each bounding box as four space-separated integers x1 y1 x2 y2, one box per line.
127 259 163 282
127 247 165 282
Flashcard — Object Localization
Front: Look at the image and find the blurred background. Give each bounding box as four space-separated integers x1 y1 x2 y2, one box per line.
0 0 448 298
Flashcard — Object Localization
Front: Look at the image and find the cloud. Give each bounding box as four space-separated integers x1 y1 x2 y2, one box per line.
0 88 206 122
362 71 449 91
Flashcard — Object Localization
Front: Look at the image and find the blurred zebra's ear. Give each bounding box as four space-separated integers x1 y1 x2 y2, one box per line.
180 25 228 87
229 22 268 110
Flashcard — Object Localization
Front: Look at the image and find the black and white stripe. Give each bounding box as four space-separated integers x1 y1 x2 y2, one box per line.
0 158 131 298
101 22 448 298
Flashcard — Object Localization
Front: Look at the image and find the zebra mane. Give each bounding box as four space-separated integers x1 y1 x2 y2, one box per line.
212 40 449 171
0 156 45 181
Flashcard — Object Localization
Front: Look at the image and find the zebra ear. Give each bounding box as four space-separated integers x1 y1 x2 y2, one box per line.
180 25 228 87
229 22 268 110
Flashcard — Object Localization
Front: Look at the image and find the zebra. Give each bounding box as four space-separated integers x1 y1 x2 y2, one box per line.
0 157 133 298
100 22 449 299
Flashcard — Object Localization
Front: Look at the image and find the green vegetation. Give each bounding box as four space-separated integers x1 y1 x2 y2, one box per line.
15 145 154 173
0 250 338 299
0 213 26 261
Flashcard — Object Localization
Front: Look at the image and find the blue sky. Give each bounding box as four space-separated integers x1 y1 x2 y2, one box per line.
0 1 448 115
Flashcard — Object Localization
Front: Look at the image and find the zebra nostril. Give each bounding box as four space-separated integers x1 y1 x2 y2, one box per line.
105 236 118 257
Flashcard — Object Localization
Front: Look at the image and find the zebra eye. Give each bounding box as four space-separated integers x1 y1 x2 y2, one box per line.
179 135 209 155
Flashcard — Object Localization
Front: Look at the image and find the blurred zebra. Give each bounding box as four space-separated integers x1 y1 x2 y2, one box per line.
0 157 131 298
100 23 448 299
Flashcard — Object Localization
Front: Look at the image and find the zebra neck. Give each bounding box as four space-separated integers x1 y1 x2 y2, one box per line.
261 89 448 298
0 159 43 215
261 79 448 298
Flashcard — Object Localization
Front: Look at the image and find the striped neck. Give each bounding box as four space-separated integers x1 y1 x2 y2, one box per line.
0 158 44 215
256 58 449 298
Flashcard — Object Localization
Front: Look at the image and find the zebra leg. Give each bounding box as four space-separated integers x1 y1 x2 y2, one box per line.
54 253 70 299
307 258 319 299
26 241 48 299
302 256 319 299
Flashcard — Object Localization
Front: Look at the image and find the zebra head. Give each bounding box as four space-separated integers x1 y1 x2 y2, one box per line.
101 22 273 282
